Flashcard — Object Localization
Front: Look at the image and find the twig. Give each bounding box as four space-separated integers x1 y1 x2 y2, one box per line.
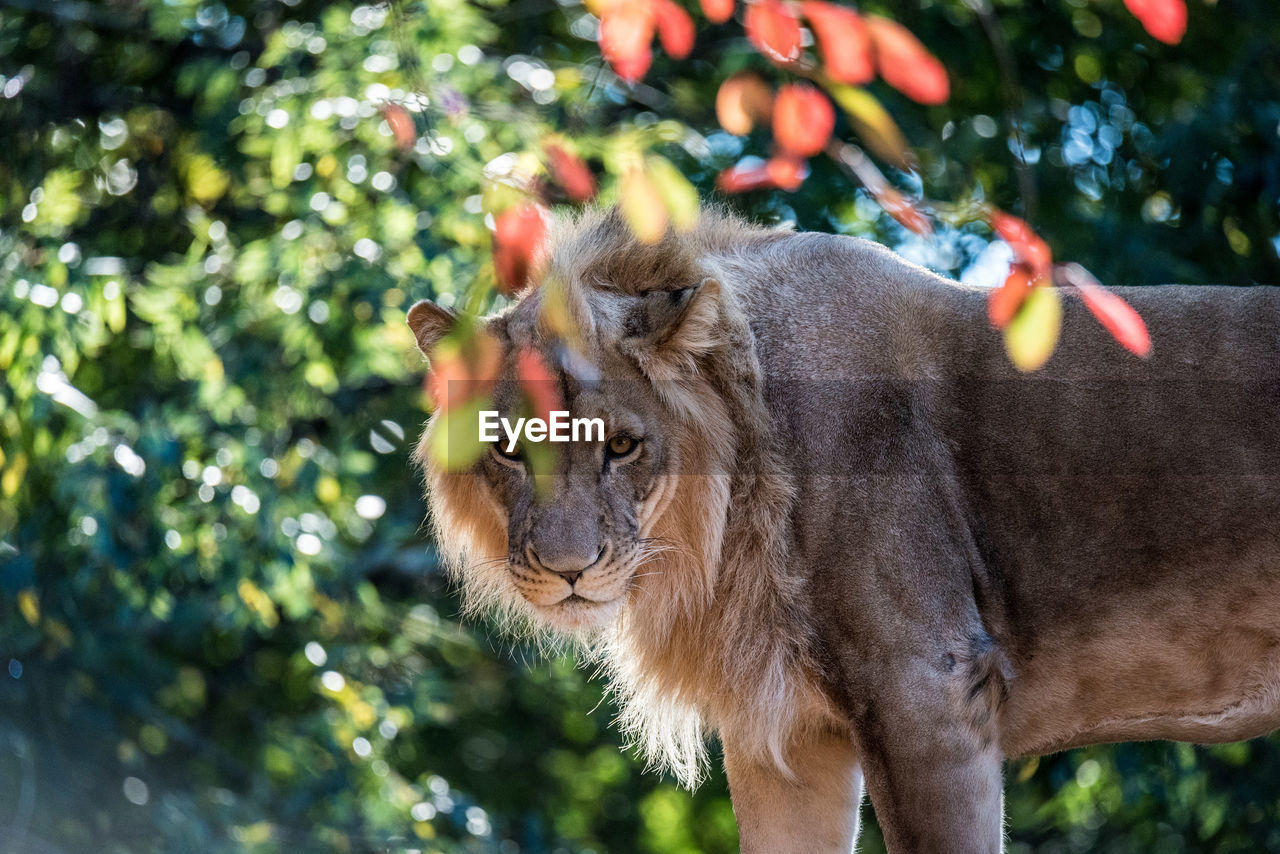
963 0 1037 220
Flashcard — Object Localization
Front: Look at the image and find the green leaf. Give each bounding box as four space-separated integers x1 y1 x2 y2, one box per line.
823 81 914 170
428 394 492 472
1003 285 1061 372
645 155 699 232
619 165 668 243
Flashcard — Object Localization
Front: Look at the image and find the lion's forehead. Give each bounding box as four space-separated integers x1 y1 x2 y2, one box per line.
489 297 654 412
501 277 635 348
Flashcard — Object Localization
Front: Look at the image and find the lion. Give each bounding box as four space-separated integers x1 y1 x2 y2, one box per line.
407 206 1280 853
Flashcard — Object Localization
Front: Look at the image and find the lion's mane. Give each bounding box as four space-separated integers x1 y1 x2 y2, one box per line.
416 209 839 785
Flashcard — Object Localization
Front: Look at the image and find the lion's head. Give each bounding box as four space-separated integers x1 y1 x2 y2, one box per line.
408 209 759 637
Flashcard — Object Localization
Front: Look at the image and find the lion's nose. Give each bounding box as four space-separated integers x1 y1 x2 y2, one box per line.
529 544 606 585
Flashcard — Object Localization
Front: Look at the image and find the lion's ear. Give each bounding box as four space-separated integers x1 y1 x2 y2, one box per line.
407 299 458 355
624 278 723 370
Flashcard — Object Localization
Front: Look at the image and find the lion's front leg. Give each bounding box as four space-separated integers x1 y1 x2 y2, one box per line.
723 726 863 854
856 700 1004 854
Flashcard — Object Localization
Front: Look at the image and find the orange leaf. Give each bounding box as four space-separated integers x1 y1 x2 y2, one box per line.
772 83 835 158
1123 0 1186 44
653 0 696 58
745 0 802 63
1057 263 1153 357
800 2 873 85
517 348 563 425
766 155 808 190
988 263 1033 329
546 144 597 203
600 0 656 83
715 71 774 135
493 203 549 295
716 157 806 192
381 104 417 151
425 353 465 412
865 15 949 105
716 159 774 193
875 187 931 235
427 333 502 413
990 210 1052 279
610 46 653 83
701 0 735 23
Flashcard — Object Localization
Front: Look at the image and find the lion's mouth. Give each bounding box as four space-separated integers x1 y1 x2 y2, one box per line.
553 590 614 607
549 576 628 607
534 590 625 631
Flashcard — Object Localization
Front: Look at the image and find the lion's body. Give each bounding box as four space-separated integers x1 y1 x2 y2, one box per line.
410 210 1280 853
740 233 1280 752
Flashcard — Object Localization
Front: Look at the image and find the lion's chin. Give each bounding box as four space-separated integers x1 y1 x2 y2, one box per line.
533 595 624 633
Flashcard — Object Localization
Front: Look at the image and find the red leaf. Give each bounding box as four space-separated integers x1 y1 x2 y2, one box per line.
990 210 1052 279
546 145 597 203
800 2 874 85
1123 0 1186 44
493 203 549 295
381 104 416 151
600 0 656 82
700 0 735 23
988 262 1033 329
716 160 774 193
517 348 563 425
772 83 835 158
653 0 695 58
745 0 802 63
865 15 949 105
875 187 932 235
1058 263 1153 357
766 155 808 190
715 71 774 135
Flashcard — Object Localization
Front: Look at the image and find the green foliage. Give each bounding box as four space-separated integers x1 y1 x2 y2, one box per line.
1 0 1278 852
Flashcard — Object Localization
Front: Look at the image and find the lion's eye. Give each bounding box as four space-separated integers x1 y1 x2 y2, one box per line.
492 439 522 461
606 435 638 459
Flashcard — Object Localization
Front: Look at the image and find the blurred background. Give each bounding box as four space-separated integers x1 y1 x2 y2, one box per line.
2 0 1279 852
